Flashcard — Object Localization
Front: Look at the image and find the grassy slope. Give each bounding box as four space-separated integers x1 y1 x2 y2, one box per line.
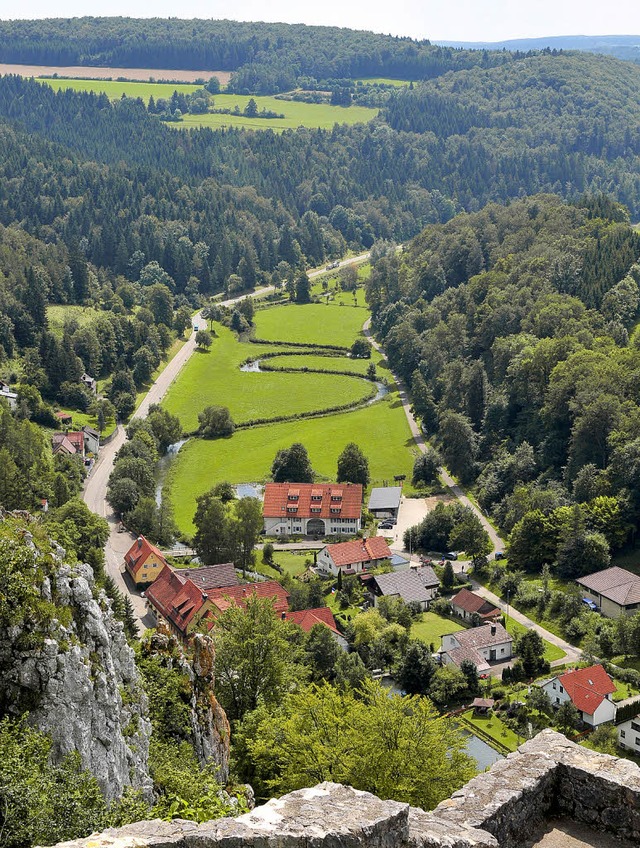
252 302 369 346
162 324 373 432
40 78 201 101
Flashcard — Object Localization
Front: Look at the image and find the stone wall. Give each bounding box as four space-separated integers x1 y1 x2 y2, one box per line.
46 729 640 848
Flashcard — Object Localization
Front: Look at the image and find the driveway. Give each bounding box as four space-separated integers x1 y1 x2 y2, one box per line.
388 496 430 552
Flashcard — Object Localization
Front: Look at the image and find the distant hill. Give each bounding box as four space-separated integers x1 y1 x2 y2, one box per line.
436 34 640 63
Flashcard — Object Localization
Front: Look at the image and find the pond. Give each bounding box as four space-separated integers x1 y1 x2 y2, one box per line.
463 731 504 771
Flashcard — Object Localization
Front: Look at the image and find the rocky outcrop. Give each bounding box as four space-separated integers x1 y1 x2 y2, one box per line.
142 630 230 782
1 529 152 802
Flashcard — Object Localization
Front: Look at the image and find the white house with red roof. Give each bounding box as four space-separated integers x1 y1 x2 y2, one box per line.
316 536 392 576
124 535 169 586
451 588 501 622
263 482 363 537
441 622 512 672
538 664 616 727
283 607 348 650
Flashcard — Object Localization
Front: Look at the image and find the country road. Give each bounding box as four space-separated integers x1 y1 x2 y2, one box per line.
83 255 371 630
362 317 581 666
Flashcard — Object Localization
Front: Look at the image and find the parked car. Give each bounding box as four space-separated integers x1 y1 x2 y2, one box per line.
378 521 394 530
446 551 458 560
495 551 505 560
582 598 598 611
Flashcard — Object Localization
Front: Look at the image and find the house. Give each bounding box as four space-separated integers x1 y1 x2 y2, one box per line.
316 536 391 576
283 607 348 650
369 567 438 610
441 622 513 672
146 569 290 641
124 535 169 586
65 431 85 457
55 411 73 426
172 563 239 591
367 486 402 520
451 588 501 622
51 433 78 456
82 426 100 455
263 482 363 537
576 567 640 618
81 373 97 394
617 714 640 753
0 382 18 410
539 664 616 727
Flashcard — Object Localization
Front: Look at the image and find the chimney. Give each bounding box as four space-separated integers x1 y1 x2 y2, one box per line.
137 536 143 549
202 592 208 601
491 624 496 636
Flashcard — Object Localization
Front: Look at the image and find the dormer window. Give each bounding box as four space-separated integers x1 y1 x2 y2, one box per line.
287 506 298 513
311 507 321 513
330 507 341 514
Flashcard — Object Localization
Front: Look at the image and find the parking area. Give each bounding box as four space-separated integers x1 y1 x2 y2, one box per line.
388 496 430 553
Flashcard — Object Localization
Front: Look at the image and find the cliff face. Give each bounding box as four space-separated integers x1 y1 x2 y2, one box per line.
0 527 153 802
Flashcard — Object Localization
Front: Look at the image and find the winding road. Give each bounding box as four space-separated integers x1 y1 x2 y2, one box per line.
363 317 581 666
83 255 371 630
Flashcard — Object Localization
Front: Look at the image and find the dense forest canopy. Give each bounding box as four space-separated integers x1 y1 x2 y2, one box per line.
0 17 516 92
368 194 640 577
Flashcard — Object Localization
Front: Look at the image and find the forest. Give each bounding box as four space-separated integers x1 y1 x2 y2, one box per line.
368 193 640 578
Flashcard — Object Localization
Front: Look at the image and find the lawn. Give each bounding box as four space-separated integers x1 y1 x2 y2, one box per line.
411 611 465 648
253 302 369 347
254 550 313 580
504 616 566 663
46 304 101 337
460 709 520 754
613 678 640 702
261 352 386 377
167 393 416 534
178 95 378 130
162 325 374 432
57 408 116 439
39 78 201 102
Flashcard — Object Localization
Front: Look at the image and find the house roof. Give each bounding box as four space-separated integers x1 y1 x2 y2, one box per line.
55 410 73 420
449 622 511 650
52 434 77 455
174 563 238 591
145 565 210 634
66 431 85 452
263 482 363 520
124 535 168 575
367 486 402 511
83 425 100 438
446 645 491 672
373 569 434 605
284 607 341 636
81 372 95 382
558 664 615 716
451 588 500 617
413 564 440 589
325 536 391 568
471 698 495 709
208 580 289 615
577 567 640 607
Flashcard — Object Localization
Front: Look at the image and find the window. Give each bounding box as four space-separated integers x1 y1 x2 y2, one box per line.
560 686 564 693
311 495 322 501
500 648 505 654
621 730 626 738
331 495 342 502
331 507 341 514
311 507 321 513
556 697 560 704
287 507 298 513
552 682 556 690
636 737 640 747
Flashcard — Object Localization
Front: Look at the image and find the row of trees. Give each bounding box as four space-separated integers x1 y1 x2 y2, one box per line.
271 441 370 488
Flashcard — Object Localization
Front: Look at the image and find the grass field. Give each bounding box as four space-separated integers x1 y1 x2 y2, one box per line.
460 709 520 753
261 352 385 377
46 304 101 336
57 408 116 439
162 325 373 432
167 394 416 534
504 616 566 663
410 611 464 647
39 78 200 102
253 302 369 346
254 550 313 579
356 77 412 87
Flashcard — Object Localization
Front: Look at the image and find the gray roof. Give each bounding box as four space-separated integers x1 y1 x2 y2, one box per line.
449 622 512 650
577 567 640 607
373 569 432 605
174 563 239 591
413 565 439 589
368 487 402 511
446 645 491 672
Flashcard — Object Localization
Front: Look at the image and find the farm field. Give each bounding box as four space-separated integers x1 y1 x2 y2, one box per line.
167 395 416 533
355 77 411 86
179 95 378 130
39 77 201 102
162 324 373 432
2 63 229 83
253 302 369 346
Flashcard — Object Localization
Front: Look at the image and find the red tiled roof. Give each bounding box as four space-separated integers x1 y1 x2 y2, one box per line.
325 536 391 568
451 588 500 617
208 580 290 615
558 664 615 716
124 535 168 576
263 482 363 520
52 435 77 455
145 565 210 634
66 431 85 452
284 607 341 636
55 411 73 420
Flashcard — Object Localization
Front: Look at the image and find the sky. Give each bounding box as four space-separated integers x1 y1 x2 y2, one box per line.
4 0 640 43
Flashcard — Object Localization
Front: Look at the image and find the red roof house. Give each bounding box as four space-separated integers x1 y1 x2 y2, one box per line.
540 664 617 727
317 536 392 576
51 433 78 456
283 607 348 649
66 431 85 456
451 588 501 622
207 580 290 615
124 535 168 586
263 482 363 537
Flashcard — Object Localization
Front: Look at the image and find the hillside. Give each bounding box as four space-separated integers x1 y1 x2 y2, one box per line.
436 34 640 64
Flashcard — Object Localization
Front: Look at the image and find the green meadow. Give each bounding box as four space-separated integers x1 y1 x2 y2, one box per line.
168 395 416 534
46 304 101 337
38 77 200 102
252 302 369 346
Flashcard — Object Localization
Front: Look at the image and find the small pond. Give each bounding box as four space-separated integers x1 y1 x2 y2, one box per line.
463 731 504 771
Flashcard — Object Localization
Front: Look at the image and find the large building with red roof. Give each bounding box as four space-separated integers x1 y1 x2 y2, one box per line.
316 536 391 576
124 535 169 586
539 664 616 727
263 482 363 537
451 588 501 622
145 564 290 640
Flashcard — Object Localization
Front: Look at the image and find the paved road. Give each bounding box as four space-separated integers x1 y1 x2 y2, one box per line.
363 317 580 666
83 285 275 631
